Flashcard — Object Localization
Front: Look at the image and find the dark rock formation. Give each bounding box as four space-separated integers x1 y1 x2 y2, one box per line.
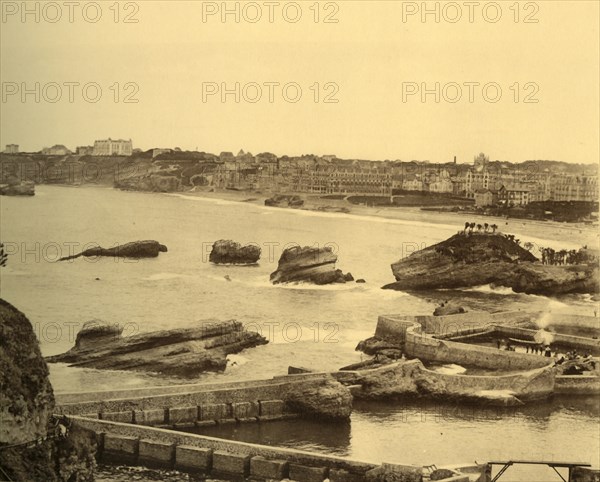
365 463 422 482
0 299 96 481
383 233 599 296
209 240 261 264
284 378 352 420
58 240 167 261
264 194 304 208
355 337 403 360
0 181 35 196
338 360 553 406
115 174 181 192
46 319 268 378
356 279 366 283
270 246 354 285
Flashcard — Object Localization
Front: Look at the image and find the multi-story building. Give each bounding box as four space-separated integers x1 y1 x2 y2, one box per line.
41 145 71 155
498 184 535 206
93 138 133 156
550 175 598 202
474 189 499 207
4 144 19 154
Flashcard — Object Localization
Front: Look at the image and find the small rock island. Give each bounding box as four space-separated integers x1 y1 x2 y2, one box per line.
270 245 354 285
58 240 167 261
209 240 261 265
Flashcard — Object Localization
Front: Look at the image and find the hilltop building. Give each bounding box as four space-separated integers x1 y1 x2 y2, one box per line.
93 138 133 156
4 144 19 154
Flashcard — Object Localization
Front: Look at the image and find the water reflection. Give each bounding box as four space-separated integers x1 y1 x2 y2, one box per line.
182 418 352 457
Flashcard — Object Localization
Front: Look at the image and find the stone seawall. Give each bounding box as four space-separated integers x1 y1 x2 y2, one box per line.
405 323 552 372
56 374 347 427
70 416 489 482
70 417 402 482
555 375 600 395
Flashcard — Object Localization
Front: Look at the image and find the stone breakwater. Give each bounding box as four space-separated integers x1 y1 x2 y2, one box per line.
357 311 600 402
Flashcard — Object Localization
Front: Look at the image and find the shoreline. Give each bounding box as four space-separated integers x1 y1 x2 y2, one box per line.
161 187 598 249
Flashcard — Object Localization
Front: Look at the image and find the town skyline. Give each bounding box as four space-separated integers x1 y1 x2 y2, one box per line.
3 140 599 169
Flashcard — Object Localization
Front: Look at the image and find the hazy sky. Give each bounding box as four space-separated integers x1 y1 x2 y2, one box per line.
1 1 599 164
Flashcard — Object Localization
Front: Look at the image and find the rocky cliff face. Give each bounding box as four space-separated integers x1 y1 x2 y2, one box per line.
384 233 599 296
0 299 96 481
270 246 354 285
58 240 167 261
209 240 261 264
46 319 268 378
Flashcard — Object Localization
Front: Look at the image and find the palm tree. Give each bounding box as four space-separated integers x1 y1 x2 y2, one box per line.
491 224 498 233
464 221 470 234
469 222 476 233
484 223 489 233
476 224 483 232
0 243 7 267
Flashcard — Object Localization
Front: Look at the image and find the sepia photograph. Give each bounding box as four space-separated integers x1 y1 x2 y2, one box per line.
0 1 599 481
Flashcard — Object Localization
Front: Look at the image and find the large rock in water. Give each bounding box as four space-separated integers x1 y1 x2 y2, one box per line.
284 378 352 420
383 233 599 296
270 246 353 285
0 299 96 481
209 240 261 264
46 319 268 378
58 240 167 261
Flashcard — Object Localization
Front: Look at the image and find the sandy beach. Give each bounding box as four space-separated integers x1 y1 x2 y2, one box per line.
168 187 599 250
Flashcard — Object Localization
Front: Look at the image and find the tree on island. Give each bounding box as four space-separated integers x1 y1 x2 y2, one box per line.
476 224 483 232
469 222 476 233
491 224 498 233
484 223 489 233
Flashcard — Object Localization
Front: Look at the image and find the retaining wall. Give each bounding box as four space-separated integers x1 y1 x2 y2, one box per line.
56 374 336 428
72 416 385 481
405 323 552 372
555 376 600 395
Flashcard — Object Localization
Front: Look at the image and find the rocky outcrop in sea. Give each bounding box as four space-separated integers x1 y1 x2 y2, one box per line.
270 245 354 285
46 319 268 378
383 232 599 296
209 240 261 264
58 240 167 261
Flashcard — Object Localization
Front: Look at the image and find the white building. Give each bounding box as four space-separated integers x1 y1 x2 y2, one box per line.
4 144 19 154
93 138 133 156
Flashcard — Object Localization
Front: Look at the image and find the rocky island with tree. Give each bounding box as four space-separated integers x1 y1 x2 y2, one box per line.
383 224 599 296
